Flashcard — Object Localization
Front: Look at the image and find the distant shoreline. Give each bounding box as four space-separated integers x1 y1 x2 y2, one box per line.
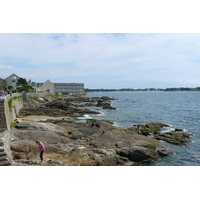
86 88 200 92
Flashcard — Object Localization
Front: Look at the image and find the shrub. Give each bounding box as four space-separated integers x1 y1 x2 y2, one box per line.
10 122 17 128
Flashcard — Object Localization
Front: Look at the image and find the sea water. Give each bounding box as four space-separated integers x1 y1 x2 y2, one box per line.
87 91 200 166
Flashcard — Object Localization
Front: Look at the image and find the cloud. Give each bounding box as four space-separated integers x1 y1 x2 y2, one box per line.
0 65 13 70
0 33 200 88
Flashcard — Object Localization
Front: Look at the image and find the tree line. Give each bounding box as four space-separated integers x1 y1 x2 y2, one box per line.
85 87 200 92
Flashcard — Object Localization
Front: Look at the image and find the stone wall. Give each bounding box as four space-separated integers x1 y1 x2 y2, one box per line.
0 94 23 165
0 98 12 165
26 92 55 98
0 99 7 131
4 94 23 131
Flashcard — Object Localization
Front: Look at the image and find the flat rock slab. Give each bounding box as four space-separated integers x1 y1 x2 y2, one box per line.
154 131 192 145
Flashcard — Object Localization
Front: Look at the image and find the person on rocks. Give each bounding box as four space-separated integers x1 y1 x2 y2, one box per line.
36 140 45 165
137 125 141 134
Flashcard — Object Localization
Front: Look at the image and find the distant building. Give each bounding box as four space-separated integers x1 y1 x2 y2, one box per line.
54 83 84 94
32 80 85 94
5 73 21 90
3 74 85 94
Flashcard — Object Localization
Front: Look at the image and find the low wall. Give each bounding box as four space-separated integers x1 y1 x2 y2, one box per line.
0 94 23 165
4 94 23 131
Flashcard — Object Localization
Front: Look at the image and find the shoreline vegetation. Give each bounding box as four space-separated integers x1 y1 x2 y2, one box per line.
10 94 192 166
85 87 200 92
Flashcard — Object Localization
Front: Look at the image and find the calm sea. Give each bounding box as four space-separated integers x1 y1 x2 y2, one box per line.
87 91 200 166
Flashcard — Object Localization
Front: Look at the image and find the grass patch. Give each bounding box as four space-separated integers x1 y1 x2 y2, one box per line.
28 96 39 100
8 96 22 112
8 98 14 111
114 128 123 131
13 96 22 100
47 94 66 98
10 122 18 128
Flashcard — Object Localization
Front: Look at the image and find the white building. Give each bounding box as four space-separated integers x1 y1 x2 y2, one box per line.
54 83 84 94
5 73 21 90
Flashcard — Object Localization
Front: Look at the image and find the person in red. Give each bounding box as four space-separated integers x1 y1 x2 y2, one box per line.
36 140 45 164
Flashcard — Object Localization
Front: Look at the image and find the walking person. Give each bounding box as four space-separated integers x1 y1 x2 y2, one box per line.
36 140 45 165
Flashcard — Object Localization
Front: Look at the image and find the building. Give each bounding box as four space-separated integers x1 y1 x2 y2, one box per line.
34 79 55 93
3 74 85 95
32 80 85 94
5 73 21 90
54 83 84 94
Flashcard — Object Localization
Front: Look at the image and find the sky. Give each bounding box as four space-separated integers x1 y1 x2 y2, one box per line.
0 33 200 89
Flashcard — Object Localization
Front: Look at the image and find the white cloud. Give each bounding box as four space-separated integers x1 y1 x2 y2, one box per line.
0 65 13 69
0 33 200 88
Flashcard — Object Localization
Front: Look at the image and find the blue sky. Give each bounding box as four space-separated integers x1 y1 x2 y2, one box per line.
1 33 200 89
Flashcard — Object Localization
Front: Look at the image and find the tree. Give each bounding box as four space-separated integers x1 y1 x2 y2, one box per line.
8 85 13 90
16 78 28 87
15 77 34 93
17 85 34 93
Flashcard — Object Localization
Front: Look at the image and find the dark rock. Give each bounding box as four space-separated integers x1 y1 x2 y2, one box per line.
141 130 150 136
96 100 116 109
101 96 115 100
12 152 26 160
135 123 170 136
157 149 174 156
175 128 183 132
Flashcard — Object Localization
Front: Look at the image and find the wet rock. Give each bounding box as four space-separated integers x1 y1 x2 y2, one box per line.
96 100 116 109
157 149 174 156
154 131 192 145
101 96 115 101
141 123 169 134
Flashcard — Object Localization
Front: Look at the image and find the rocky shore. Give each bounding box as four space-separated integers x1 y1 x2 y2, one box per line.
10 95 192 166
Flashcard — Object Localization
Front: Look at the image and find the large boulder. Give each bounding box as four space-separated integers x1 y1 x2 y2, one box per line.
87 149 124 166
116 146 157 163
88 129 160 164
96 100 116 109
10 140 38 153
